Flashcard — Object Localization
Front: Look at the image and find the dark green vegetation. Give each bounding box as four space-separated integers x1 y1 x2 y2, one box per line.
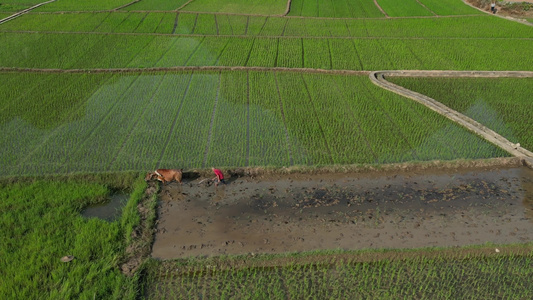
142 247 533 299
0 71 510 177
0 173 147 299
389 77 533 152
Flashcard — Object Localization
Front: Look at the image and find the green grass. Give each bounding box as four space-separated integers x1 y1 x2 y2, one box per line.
141 246 533 299
0 173 145 299
388 77 533 153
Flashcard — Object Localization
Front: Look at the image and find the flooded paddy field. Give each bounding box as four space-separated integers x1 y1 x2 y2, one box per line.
151 165 533 259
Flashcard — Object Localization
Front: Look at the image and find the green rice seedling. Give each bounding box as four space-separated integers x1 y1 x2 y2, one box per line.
181 0 287 15
246 37 278 67
216 37 254 66
302 38 332 69
419 0 482 15
205 71 248 167
192 13 217 35
122 0 189 11
111 12 147 33
158 72 219 168
248 71 291 166
275 37 302 68
377 0 434 17
33 0 132 11
186 36 230 66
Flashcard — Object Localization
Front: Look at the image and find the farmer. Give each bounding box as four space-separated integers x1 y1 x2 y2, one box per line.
211 167 226 186
491 2 496 13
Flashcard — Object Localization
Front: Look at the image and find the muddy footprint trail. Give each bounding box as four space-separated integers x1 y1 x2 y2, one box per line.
151 164 533 259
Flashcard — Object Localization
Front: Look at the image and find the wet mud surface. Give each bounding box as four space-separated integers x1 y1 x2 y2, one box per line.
151 166 533 259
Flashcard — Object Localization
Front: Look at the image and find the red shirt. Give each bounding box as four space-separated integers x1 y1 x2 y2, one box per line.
213 169 224 180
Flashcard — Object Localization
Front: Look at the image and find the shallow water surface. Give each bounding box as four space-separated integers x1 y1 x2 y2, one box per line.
82 193 129 221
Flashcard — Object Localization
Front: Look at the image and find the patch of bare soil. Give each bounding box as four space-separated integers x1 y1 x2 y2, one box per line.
151 165 533 260
466 0 533 19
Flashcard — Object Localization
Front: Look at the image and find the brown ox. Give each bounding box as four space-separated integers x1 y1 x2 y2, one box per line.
145 169 183 184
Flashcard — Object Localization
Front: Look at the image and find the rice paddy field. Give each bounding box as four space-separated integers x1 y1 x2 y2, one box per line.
1 0 532 298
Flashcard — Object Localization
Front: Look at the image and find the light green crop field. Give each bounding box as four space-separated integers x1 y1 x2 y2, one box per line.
142 250 533 299
0 71 510 177
388 77 533 152
181 0 287 15
288 0 385 18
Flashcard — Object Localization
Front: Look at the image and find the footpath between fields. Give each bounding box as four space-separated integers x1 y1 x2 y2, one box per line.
370 70 533 168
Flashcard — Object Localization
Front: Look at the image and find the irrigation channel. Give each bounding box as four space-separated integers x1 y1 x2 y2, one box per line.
151 159 533 259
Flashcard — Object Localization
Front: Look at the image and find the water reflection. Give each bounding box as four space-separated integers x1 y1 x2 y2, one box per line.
81 193 129 221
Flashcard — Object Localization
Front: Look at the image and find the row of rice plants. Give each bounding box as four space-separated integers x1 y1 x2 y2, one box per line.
180 0 287 15
123 0 190 11
28 74 148 174
248 71 291 166
419 0 481 15
144 253 533 299
288 0 385 18
33 0 132 12
13 74 128 175
2 32 532 71
301 74 377 164
0 73 114 175
205 71 248 167
0 70 515 176
4 12 532 39
111 72 194 171
369 80 509 160
276 72 333 165
376 0 434 17
157 72 219 169
389 77 533 153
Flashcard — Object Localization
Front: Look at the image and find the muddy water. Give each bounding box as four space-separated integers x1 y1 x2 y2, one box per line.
151 166 533 259
81 193 128 221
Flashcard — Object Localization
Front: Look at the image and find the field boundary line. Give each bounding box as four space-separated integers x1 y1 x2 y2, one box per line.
373 0 389 18
176 0 195 11
415 0 437 16
0 66 370 75
113 0 141 11
0 0 56 25
3 29 532 41
283 0 292 16
370 70 533 160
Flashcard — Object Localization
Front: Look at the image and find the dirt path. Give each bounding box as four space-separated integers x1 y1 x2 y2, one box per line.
151 162 533 259
0 0 56 25
370 70 533 164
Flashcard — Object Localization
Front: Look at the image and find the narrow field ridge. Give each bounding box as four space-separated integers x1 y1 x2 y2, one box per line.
0 66 371 75
0 0 56 24
370 70 533 162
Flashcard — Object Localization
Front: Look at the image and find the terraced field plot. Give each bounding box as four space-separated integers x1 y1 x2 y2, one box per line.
389 77 533 152
0 71 511 177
